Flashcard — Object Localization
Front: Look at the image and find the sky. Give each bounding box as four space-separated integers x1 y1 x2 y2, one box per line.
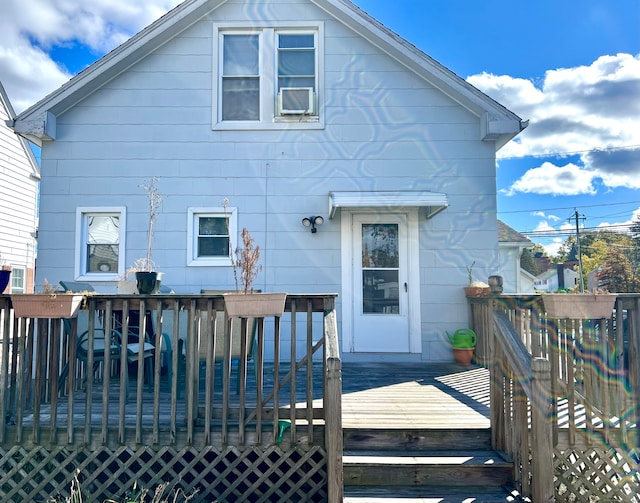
1 0 639 257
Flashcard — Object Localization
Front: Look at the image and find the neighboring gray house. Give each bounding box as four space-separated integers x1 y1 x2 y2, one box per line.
0 81 39 293
8 0 526 362
498 220 534 293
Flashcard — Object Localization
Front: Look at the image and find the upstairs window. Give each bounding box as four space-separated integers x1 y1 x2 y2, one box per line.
213 23 323 130
277 34 316 115
222 34 260 121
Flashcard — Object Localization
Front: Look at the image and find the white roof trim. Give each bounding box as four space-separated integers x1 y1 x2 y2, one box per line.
329 191 448 219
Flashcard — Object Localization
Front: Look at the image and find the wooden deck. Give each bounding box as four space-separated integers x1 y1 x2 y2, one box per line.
341 363 489 429
16 362 491 431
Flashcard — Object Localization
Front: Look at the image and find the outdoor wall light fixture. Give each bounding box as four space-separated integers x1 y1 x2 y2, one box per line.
302 216 324 233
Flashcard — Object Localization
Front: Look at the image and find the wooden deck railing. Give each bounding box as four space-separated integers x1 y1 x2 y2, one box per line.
0 292 342 500
469 293 640 501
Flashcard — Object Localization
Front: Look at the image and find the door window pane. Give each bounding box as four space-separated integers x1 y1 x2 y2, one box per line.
363 270 399 314
362 224 400 314
362 224 398 268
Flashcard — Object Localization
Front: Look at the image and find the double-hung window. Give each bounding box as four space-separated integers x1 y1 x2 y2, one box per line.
10 268 25 293
75 207 126 280
187 207 237 266
277 33 316 114
221 34 260 121
213 23 323 130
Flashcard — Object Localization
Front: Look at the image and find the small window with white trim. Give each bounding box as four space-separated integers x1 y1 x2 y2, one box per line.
10 268 25 293
75 207 126 281
187 207 237 266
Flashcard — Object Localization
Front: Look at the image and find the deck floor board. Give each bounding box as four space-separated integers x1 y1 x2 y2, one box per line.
16 362 491 430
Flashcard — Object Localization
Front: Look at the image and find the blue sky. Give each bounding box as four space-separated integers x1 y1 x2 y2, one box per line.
1 0 639 256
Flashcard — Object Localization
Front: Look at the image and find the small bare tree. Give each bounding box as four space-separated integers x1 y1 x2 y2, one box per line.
138 177 164 272
233 227 262 293
223 198 262 293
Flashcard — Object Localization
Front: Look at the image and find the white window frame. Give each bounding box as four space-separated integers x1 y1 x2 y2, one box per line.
187 207 237 267
212 22 324 131
10 267 25 293
75 207 126 281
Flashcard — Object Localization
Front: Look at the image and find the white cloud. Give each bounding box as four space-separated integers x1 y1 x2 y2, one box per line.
543 238 565 257
503 161 598 196
469 53 640 196
532 211 562 222
0 0 181 113
469 54 640 159
596 206 640 234
531 220 568 256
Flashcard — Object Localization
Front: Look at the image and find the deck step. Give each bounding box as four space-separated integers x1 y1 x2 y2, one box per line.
344 485 523 502
343 450 513 487
343 427 521 502
344 427 493 451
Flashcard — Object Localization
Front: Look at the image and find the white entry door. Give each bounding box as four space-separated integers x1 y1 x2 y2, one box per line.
351 213 410 352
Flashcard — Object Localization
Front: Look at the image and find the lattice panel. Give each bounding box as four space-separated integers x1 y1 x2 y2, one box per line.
554 447 639 501
0 445 328 502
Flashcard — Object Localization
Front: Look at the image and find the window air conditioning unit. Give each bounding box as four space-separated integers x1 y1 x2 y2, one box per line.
278 87 315 115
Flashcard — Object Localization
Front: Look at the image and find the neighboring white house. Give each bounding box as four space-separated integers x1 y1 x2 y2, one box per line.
534 263 580 292
497 220 534 293
0 81 39 293
8 0 526 362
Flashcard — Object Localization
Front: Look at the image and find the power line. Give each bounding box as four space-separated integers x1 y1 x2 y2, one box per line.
500 200 640 215
498 144 640 161
519 222 632 237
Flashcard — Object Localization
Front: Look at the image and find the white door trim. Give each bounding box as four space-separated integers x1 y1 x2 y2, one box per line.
340 208 421 354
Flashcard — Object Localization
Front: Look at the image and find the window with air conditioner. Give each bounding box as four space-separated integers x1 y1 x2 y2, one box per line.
213 23 323 130
278 87 315 115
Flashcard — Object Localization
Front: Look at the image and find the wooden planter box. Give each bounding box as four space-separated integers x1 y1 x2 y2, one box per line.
223 292 287 318
10 294 84 319
542 293 617 320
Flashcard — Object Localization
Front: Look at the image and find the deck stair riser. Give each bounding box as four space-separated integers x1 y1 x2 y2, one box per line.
343 427 518 502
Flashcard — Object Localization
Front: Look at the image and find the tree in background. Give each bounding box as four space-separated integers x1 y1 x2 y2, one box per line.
520 248 539 276
629 215 640 291
553 229 637 292
596 247 634 292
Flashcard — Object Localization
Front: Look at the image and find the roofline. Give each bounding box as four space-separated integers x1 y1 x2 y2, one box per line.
0 81 40 179
311 0 526 143
13 0 223 122
12 0 526 148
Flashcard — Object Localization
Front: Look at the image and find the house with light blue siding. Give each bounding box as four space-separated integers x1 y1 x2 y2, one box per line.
8 0 526 362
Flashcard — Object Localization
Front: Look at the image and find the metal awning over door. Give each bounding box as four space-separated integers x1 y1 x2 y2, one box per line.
329 191 448 219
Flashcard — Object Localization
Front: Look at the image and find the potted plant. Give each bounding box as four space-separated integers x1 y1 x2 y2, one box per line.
129 177 164 294
0 252 11 293
446 328 477 366
541 288 617 320
463 261 490 297
221 200 286 318
10 279 86 319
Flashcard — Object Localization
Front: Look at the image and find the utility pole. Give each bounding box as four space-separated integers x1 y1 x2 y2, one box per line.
570 209 586 292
